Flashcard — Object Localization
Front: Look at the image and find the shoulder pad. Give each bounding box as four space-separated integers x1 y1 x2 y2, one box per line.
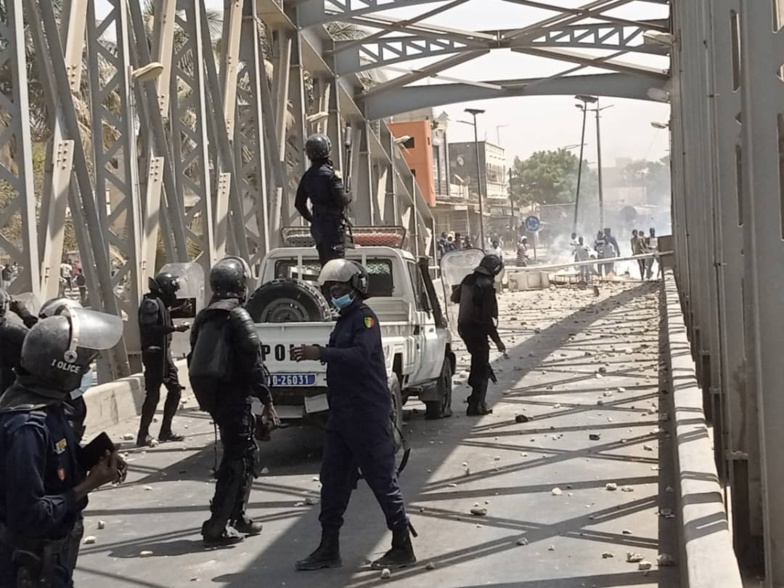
228 307 261 350
140 298 159 314
1 409 48 437
333 169 342 180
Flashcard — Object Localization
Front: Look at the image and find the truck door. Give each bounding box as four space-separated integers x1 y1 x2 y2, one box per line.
407 261 443 384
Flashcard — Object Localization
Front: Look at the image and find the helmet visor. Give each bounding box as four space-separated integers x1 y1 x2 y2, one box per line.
318 259 357 286
69 308 124 350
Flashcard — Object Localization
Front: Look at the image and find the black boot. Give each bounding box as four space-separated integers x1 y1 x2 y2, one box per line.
203 460 245 547
466 378 492 416
136 398 158 447
295 530 342 571
230 469 262 536
371 527 416 570
158 386 184 442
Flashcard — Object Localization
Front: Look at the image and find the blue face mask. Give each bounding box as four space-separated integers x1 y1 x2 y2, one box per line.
331 293 353 309
71 368 94 400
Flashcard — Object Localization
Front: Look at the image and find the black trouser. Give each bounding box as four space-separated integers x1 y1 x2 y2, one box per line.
0 522 80 588
203 401 257 536
311 218 345 267
319 415 408 533
138 349 182 439
459 326 491 409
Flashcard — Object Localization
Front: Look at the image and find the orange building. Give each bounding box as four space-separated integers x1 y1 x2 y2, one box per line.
388 120 436 207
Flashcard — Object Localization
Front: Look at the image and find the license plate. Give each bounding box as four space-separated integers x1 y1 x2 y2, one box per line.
272 373 317 387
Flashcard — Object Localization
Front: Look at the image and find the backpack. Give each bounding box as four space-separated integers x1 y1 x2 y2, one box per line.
188 311 232 414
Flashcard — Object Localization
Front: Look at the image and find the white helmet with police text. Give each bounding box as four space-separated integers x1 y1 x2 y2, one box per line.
318 259 370 298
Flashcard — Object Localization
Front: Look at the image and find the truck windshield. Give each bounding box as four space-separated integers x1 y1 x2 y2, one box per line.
274 258 395 297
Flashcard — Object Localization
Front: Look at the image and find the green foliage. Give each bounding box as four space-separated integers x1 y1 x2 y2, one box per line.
509 149 596 207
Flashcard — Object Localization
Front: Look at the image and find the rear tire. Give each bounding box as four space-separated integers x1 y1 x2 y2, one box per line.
425 360 453 420
246 279 332 323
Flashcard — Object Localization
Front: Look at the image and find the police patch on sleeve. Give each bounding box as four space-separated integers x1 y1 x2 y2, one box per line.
364 316 375 329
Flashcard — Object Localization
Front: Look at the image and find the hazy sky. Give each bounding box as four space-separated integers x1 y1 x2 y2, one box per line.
107 0 671 166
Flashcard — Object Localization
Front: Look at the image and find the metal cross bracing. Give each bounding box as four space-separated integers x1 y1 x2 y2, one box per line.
0 0 438 379
297 0 671 119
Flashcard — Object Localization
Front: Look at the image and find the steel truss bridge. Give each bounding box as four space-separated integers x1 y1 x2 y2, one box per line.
0 0 782 583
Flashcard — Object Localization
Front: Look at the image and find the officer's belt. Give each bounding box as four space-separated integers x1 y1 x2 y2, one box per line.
0 522 70 555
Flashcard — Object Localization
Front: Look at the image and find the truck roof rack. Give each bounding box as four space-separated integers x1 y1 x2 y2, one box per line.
281 226 407 249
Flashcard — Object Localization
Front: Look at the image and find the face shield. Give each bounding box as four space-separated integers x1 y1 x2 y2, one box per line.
64 308 124 362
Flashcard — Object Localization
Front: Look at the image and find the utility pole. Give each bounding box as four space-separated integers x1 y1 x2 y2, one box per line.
464 108 486 248
573 95 597 234
595 100 606 230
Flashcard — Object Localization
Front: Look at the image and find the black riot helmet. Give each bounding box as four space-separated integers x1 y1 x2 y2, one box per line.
0 289 9 317
20 309 123 394
210 256 252 301
305 134 332 161
149 271 180 306
39 297 82 319
475 254 504 277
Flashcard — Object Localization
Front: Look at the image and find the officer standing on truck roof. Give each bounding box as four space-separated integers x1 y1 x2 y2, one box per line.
136 272 190 447
451 254 506 416
0 309 127 588
291 259 416 572
294 134 352 267
188 256 281 547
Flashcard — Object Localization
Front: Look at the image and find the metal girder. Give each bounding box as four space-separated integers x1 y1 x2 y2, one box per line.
0 0 40 295
171 2 217 275
738 0 784 581
86 0 144 361
333 20 667 75
361 72 667 120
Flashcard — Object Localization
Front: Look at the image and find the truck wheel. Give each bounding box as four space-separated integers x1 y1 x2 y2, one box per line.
425 360 453 420
388 373 404 453
246 279 332 323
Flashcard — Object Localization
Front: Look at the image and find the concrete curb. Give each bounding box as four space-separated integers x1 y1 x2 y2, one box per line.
663 269 742 588
83 359 190 435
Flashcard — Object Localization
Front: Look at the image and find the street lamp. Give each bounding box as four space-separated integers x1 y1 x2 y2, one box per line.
573 95 613 231
131 62 165 83
572 95 595 234
651 121 670 130
463 108 487 249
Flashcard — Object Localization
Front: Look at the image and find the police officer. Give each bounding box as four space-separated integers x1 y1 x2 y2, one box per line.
451 254 506 416
0 290 29 394
136 272 190 447
294 134 352 266
292 259 415 572
189 257 280 547
0 308 126 587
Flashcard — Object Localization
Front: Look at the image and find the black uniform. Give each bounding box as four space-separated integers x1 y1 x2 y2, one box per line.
137 292 182 444
295 162 351 266
189 298 272 542
0 318 28 394
0 378 87 588
451 271 503 414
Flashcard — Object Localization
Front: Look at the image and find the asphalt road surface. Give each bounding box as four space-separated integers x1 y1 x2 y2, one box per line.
74 280 679 588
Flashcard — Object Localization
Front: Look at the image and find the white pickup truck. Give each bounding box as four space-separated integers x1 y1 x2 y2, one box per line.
246 244 456 426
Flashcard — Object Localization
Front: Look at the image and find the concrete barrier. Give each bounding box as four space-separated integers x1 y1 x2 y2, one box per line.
663 269 743 588
83 359 190 435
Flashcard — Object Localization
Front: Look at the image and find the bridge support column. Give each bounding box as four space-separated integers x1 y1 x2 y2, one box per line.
739 0 784 581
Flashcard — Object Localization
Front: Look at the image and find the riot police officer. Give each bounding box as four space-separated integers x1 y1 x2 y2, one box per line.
136 272 190 447
292 259 415 572
0 290 29 394
294 134 352 266
451 254 506 416
0 308 126 587
189 257 280 547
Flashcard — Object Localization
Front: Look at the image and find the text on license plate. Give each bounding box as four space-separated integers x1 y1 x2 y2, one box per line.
272 374 317 387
